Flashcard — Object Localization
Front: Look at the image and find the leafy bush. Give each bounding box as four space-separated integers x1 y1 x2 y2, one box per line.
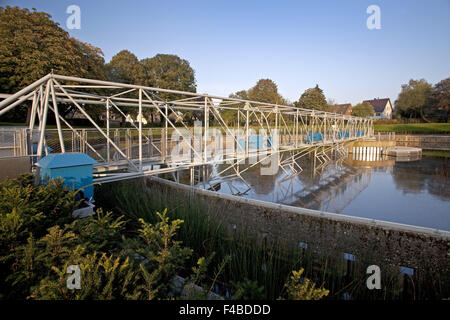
0 175 197 300
1 174 328 300
282 268 329 300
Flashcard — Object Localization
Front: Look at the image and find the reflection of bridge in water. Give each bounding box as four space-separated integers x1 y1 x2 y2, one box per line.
0 74 373 184
179 148 399 215
183 151 374 214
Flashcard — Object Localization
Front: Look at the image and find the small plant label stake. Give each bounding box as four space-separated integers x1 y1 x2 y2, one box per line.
366 265 381 290
66 265 81 290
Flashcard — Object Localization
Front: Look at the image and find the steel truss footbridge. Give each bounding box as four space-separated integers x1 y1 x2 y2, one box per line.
0 74 373 184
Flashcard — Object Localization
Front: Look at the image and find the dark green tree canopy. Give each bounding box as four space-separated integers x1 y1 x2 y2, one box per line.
394 79 434 121
106 50 144 85
248 79 283 104
433 78 450 115
296 85 327 111
221 79 289 125
141 54 196 96
229 90 249 101
351 102 374 118
0 6 105 93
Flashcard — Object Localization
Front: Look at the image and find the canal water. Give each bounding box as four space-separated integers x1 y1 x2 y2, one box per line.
175 154 450 232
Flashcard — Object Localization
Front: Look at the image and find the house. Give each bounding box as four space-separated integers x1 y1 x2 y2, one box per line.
363 98 393 119
328 103 352 116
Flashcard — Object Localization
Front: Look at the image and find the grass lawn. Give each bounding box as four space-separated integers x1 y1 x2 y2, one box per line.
422 150 450 158
374 123 450 134
0 122 27 127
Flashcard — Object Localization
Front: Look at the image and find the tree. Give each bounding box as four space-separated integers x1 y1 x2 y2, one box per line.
229 90 249 101
221 80 288 126
140 54 196 97
0 6 106 122
140 54 197 124
296 85 327 111
104 50 146 124
71 39 106 81
248 79 283 104
219 90 249 126
432 78 450 121
394 79 434 121
351 102 374 118
106 50 144 85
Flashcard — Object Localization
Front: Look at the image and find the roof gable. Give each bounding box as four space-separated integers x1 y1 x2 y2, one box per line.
329 103 352 115
363 98 391 113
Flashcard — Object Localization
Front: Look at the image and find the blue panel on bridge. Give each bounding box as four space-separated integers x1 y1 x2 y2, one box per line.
36 153 97 200
337 131 349 139
356 130 365 137
238 136 269 150
305 132 324 143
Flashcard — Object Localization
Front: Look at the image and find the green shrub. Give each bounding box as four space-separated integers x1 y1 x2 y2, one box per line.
0 174 201 300
282 268 329 300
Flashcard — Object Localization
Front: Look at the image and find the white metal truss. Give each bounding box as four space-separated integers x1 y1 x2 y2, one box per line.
0 73 374 184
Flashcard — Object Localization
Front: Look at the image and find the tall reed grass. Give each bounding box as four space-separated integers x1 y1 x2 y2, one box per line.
95 178 449 300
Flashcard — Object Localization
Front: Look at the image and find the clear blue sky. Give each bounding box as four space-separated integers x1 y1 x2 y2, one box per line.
2 0 450 105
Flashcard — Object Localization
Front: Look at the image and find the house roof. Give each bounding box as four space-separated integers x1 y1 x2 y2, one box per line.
363 98 391 113
328 103 352 115
36 153 97 169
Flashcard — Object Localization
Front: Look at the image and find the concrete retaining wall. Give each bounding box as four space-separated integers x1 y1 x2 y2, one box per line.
144 176 450 282
394 135 450 151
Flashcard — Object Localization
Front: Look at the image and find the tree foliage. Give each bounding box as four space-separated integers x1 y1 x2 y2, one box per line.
248 79 287 105
105 50 143 85
221 79 289 125
351 102 374 118
394 79 434 121
141 54 196 97
296 85 328 111
0 6 106 92
106 51 197 123
432 78 450 119
0 6 106 122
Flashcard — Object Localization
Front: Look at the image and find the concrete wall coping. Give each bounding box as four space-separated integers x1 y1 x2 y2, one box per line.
148 176 450 240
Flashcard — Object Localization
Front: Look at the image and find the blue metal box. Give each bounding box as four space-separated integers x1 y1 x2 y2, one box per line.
36 153 97 200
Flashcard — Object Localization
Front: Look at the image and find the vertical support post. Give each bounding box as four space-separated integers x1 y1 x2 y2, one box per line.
245 102 249 158
37 80 51 158
295 109 299 148
106 98 110 162
138 89 143 170
204 97 209 163
50 80 65 153
148 128 152 158
237 107 240 133
82 129 86 154
275 106 278 148
126 128 131 158
114 129 119 160
236 108 240 159
162 104 168 162
28 91 38 134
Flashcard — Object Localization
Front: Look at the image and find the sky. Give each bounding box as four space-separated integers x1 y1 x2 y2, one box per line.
2 0 450 105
